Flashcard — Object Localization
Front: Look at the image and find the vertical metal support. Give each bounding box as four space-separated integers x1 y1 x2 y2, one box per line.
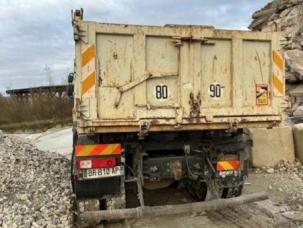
135 145 145 207
136 178 145 207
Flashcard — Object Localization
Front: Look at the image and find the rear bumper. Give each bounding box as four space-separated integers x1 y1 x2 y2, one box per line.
76 115 282 134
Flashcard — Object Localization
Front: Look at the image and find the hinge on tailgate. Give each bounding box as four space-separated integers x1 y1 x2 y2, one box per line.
72 9 87 42
138 121 150 140
172 36 215 46
227 120 239 133
72 8 83 21
189 92 201 117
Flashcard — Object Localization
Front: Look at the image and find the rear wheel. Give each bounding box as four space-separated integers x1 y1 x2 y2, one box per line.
186 130 251 201
205 179 225 200
185 179 207 201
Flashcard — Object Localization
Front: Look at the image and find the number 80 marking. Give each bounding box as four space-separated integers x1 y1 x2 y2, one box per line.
155 85 168 99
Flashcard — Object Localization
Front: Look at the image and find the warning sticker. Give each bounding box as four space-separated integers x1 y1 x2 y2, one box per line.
256 83 269 105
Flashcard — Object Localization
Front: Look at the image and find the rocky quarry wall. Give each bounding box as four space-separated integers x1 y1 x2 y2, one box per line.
250 0 303 121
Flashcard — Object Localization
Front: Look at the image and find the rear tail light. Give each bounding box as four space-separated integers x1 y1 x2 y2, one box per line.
216 160 240 171
76 158 116 169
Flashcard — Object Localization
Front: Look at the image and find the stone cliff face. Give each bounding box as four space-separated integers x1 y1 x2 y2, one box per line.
250 1 303 50
250 0 303 118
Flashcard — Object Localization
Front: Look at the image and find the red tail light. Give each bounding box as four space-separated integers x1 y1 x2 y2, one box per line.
76 158 116 169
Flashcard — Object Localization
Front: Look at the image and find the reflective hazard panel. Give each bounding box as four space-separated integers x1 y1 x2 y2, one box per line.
216 160 240 171
75 144 122 157
272 50 284 96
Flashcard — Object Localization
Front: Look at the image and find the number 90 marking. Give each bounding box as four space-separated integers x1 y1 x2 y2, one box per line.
209 84 222 98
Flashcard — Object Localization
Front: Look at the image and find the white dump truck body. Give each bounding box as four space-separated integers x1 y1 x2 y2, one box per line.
72 13 286 134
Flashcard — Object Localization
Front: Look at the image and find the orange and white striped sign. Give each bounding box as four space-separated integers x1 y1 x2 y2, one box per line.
216 160 240 171
75 144 122 157
81 44 96 97
272 50 284 96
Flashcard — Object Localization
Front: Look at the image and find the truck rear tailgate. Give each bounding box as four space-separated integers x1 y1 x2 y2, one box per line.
73 16 286 133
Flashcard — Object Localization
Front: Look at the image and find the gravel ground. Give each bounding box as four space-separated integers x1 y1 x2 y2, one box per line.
0 131 73 228
245 161 303 205
4 128 303 227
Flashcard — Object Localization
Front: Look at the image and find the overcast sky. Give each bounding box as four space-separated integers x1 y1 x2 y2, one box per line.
0 0 269 93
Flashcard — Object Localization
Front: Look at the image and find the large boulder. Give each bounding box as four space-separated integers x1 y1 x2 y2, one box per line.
286 71 300 83
284 50 303 81
249 127 295 167
293 106 303 117
293 123 303 161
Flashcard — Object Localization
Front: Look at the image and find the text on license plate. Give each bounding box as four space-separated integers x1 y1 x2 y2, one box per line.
82 166 124 179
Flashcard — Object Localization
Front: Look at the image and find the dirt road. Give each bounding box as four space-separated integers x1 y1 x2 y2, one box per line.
15 127 73 158
103 172 303 228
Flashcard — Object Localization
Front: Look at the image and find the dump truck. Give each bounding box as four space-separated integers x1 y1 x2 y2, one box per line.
69 9 286 223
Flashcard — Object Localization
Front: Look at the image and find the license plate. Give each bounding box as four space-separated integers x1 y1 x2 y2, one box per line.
82 166 124 180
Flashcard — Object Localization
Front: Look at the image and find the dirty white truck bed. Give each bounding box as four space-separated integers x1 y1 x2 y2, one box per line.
73 16 286 134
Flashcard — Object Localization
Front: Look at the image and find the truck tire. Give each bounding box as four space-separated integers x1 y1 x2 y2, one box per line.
185 179 207 201
205 179 225 200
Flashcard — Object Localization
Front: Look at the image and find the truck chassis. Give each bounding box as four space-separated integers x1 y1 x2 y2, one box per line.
71 128 252 225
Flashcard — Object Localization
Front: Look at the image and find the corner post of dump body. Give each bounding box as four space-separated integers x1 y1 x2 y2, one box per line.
271 32 287 123
232 35 243 110
79 22 97 120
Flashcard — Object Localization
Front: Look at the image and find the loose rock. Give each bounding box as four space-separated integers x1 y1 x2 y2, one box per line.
0 134 73 227
282 211 303 222
267 168 275 174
